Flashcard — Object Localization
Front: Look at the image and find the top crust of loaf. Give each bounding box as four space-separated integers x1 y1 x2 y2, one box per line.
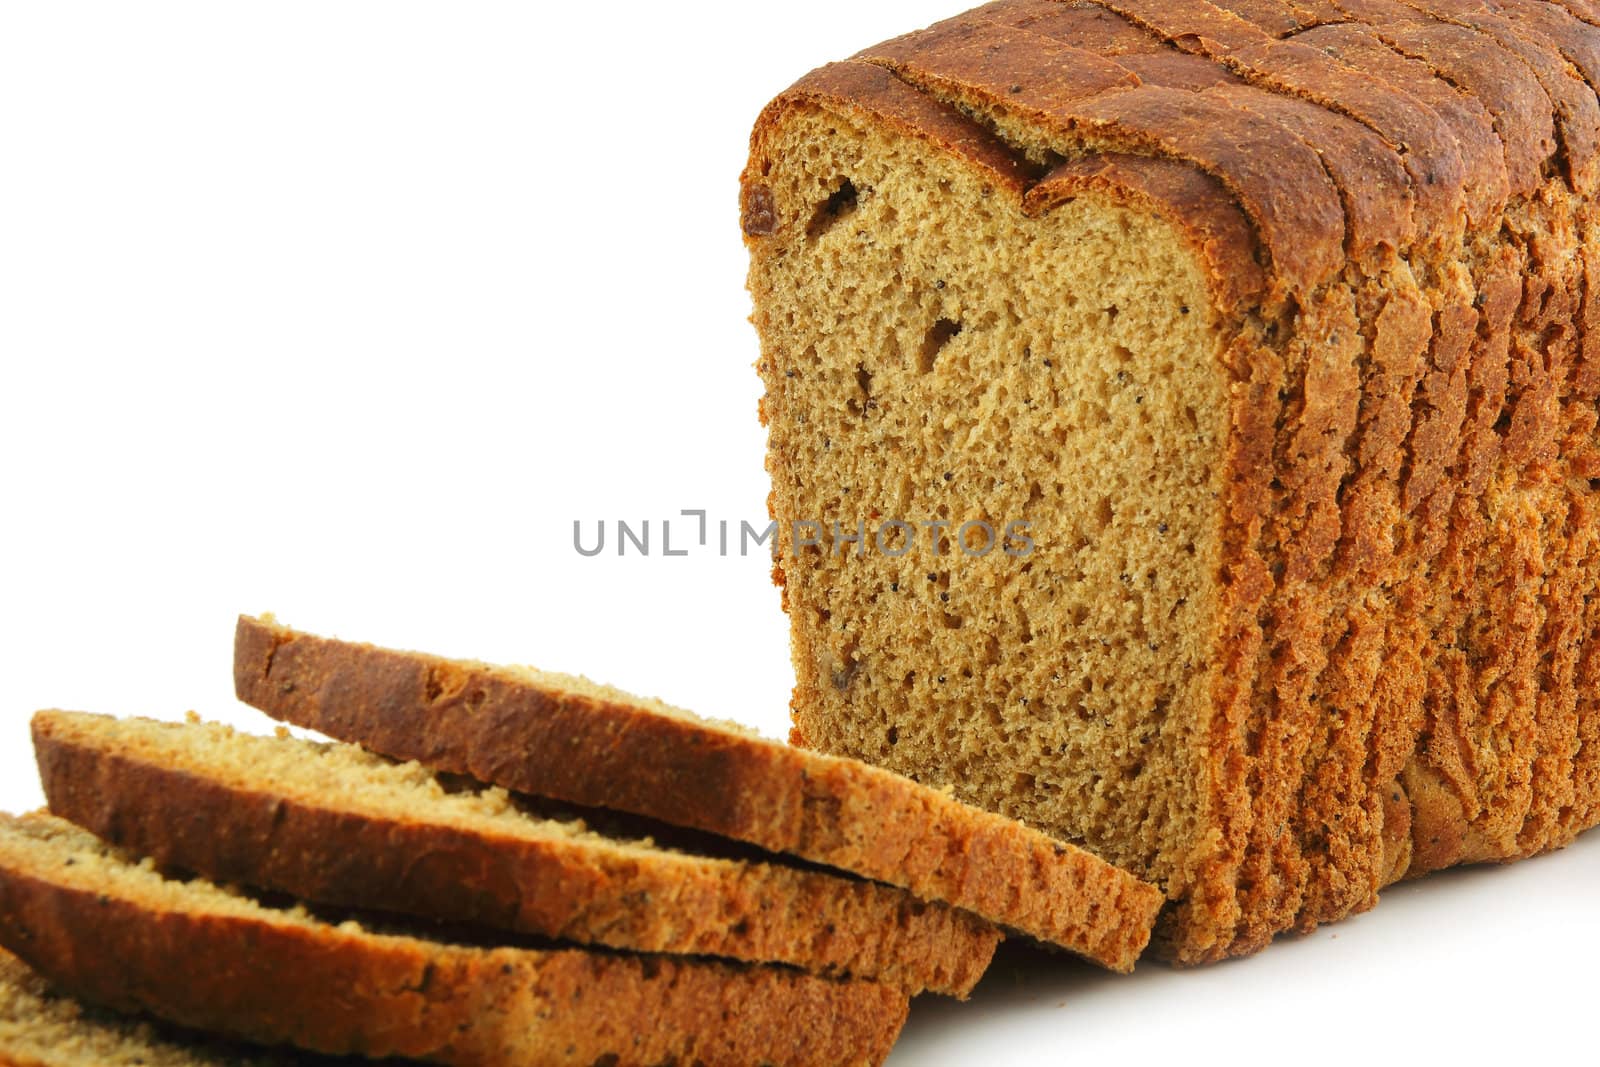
232 614 1164 972
743 56 1276 317
755 0 1600 291
847 13 1349 292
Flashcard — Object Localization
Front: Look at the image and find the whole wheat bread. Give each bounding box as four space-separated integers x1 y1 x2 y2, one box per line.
32 708 998 997
233 614 1163 972
0 812 908 1067
740 0 1600 961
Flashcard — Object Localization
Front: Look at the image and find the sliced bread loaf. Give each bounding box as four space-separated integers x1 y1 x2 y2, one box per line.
740 0 1600 962
233 614 1163 971
32 709 999 997
0 812 909 1066
0 949 334 1067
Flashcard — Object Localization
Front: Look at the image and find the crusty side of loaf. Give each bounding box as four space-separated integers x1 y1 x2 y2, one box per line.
32 709 1000 998
744 0 1600 962
0 813 908 1067
232 614 1164 972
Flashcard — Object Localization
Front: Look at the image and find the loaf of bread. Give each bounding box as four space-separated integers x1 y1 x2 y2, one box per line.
0 812 909 1066
742 0 1600 963
233 614 1164 971
32 709 999 997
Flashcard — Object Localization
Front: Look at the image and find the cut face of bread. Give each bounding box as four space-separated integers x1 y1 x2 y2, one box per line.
232 614 1164 972
745 60 1232 926
0 813 909 1067
33 709 1000 997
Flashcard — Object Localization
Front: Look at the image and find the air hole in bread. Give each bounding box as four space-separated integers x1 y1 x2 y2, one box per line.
807 178 859 239
847 363 874 416
919 318 962 373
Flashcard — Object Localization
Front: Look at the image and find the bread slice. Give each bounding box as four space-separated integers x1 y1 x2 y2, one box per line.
0 812 908 1066
32 709 998 998
0 949 325 1067
233 614 1163 972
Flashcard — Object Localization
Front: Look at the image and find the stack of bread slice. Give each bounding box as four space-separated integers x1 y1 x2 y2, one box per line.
0 615 1162 1065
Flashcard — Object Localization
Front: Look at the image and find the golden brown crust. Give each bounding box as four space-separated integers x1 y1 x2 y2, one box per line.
1004 2 1419 256
1498 0 1600 91
1095 0 1477 235
1552 0 1600 31
855 14 1348 292
232 616 1163 972
0 815 908 1067
740 60 1037 240
1211 0 1321 35
1288 20 1511 229
1319 4 1596 874
1331 0 1558 196
1207 82 1417 256
858 12 1143 103
1395 0 1600 194
31 711 999 999
975 0 1165 53
1117 49 1245 89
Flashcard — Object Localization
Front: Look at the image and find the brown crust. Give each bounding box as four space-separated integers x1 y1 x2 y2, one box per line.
1006 3 1419 256
1287 20 1511 228
1498 0 1600 91
1205 81 1417 256
232 615 1164 972
740 60 1038 241
1392 0 1600 194
1552 0 1600 33
974 0 1165 54
1244 15 1510 910
30 711 999 999
1117 49 1245 90
857 12 1143 103
1210 0 1321 36
1318 1 1594 873
1095 0 1477 235
1331 0 1558 197
855 15 1348 293
0 815 908 1067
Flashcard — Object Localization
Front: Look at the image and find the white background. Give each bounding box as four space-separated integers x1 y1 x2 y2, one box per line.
1 3 1595 1065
